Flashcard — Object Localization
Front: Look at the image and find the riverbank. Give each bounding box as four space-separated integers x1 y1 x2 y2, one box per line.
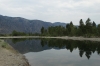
0 36 100 41
0 40 30 66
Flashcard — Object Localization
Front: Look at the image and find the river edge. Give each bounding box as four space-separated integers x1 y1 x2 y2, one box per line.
0 40 30 66
0 36 100 41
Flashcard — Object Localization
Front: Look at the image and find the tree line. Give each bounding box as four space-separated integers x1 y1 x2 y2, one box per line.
41 18 100 37
10 30 40 36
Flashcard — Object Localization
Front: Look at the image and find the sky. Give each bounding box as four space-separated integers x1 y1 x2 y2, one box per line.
0 0 100 25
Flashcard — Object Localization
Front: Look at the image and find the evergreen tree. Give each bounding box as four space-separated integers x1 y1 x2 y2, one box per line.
79 19 85 36
12 30 18 36
92 21 96 27
70 21 73 27
86 18 91 26
69 21 76 36
85 18 92 37
97 24 100 36
66 24 70 35
41 27 44 34
92 21 97 36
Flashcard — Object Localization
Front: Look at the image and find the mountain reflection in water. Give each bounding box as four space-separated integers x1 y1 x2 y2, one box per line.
5 38 100 59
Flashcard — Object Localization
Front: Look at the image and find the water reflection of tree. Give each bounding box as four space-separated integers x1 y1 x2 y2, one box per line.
11 38 37 44
12 38 27 43
41 39 100 59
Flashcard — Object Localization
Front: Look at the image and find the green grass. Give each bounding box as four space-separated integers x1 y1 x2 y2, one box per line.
0 40 8 48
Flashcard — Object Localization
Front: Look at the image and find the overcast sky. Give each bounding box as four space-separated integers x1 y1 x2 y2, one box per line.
0 0 100 25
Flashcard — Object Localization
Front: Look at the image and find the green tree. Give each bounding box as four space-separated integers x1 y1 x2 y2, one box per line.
12 30 18 36
78 19 85 36
92 21 97 36
11 30 27 36
85 18 92 37
48 26 65 36
66 24 70 35
92 21 96 27
97 24 100 36
66 21 76 36
69 21 76 36
41 27 44 34
86 18 91 25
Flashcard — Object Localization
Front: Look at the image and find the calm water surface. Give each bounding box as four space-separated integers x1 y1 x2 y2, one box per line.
5 38 100 66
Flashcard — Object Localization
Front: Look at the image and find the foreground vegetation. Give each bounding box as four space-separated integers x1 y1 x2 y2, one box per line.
0 40 8 48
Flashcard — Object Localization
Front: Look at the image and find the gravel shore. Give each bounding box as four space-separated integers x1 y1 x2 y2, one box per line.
1 36 100 41
41 36 100 41
0 40 30 66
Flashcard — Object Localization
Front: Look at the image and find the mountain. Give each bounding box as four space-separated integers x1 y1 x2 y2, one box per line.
0 15 66 34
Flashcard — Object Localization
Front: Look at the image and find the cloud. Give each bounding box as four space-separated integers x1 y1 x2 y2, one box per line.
0 0 100 25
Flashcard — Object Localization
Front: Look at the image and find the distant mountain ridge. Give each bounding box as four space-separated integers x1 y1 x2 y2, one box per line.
0 15 66 34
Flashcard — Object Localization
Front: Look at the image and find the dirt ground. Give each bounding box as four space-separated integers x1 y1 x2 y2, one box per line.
0 40 30 66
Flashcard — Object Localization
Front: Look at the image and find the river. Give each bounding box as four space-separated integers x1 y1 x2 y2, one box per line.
4 38 100 66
